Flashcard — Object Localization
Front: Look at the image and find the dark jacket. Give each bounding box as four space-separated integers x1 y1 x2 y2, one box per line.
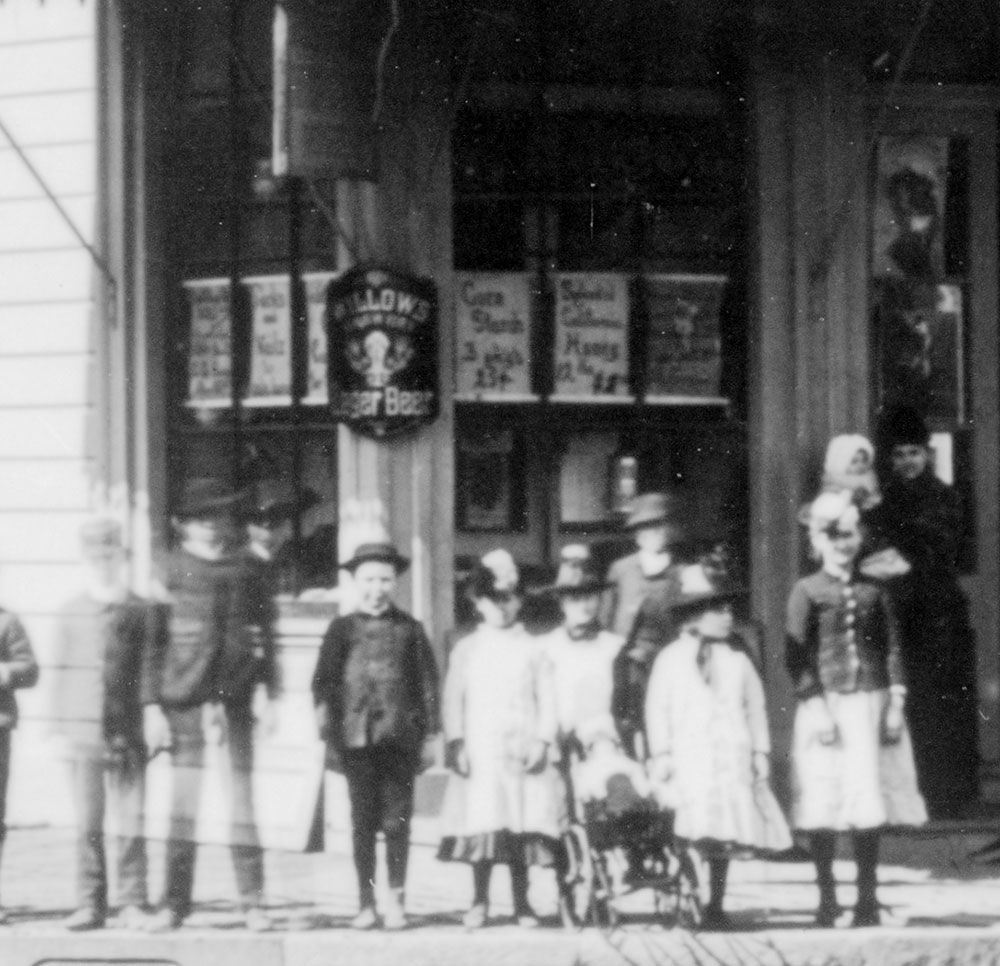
151 549 277 708
0 609 39 729
54 593 167 745
312 608 440 754
785 570 903 701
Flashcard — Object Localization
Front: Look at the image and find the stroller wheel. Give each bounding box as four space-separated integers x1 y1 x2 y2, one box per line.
675 849 704 930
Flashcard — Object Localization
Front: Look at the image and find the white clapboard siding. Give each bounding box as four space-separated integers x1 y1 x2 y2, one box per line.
0 250 93 303
0 144 97 199
0 303 92 356
0 36 95 96
0 90 95 146
0 0 98 832
0 196 95 252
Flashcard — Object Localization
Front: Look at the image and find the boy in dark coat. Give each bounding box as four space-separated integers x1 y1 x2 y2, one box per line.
312 541 440 931
53 516 165 931
144 478 278 932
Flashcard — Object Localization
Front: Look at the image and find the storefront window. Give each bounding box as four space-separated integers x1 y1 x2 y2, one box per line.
452 104 748 578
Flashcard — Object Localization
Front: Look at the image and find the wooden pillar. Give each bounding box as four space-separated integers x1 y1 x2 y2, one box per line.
334 31 455 657
749 56 871 781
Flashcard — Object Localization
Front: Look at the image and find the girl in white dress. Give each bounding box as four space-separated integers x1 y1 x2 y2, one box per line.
787 491 926 927
645 562 791 930
438 550 568 928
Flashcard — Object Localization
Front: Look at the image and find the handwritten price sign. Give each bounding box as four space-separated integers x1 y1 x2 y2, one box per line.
184 278 232 408
454 273 537 402
552 273 632 402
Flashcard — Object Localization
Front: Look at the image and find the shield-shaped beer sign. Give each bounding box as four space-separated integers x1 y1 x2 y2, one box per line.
328 265 439 437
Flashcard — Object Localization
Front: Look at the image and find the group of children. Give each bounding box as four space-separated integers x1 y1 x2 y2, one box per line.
0 422 934 934
415 437 927 932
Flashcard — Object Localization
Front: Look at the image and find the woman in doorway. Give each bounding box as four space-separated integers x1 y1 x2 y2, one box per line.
438 550 569 928
866 406 978 819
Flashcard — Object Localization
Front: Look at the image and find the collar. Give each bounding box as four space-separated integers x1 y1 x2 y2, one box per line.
566 619 601 641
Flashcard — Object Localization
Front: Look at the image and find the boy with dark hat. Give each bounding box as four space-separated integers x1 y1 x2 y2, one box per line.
53 516 164 931
312 541 440 931
145 477 278 932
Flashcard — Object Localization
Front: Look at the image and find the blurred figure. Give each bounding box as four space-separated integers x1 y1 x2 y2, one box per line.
312 541 440 931
868 406 978 818
52 517 164 931
0 568 38 923
145 478 278 932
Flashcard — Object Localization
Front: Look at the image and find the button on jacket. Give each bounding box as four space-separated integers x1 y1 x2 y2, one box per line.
311 608 439 753
785 570 904 701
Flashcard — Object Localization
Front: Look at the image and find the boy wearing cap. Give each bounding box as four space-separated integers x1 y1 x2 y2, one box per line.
145 478 278 932
312 541 440 931
0 564 37 923
52 517 163 931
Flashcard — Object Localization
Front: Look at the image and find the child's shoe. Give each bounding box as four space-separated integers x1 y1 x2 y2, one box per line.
383 889 408 931
350 905 380 930
462 902 488 929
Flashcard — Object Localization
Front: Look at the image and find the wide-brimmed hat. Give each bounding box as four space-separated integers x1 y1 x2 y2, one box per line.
341 541 410 574
547 545 609 597
671 559 746 618
176 477 243 519
467 548 521 601
243 478 321 524
623 492 683 533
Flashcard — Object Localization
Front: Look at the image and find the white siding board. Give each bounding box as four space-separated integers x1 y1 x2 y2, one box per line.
0 250 93 303
0 36 94 96
0 356 90 407
0 143 96 199
0 304 92 355
0 408 90 458
0 459 91 508
0 90 95 147
0 196 95 252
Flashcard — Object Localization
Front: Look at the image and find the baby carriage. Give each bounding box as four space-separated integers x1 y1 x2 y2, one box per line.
559 723 704 930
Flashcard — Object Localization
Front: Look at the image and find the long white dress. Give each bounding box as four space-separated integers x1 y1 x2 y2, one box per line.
438 622 566 862
645 632 792 854
539 626 623 738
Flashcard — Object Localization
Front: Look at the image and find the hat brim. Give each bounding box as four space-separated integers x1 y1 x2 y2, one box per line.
176 492 244 519
545 579 612 597
342 552 410 574
625 515 681 532
672 588 746 616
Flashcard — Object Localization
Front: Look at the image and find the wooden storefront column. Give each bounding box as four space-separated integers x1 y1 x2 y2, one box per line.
333 52 455 659
749 58 871 780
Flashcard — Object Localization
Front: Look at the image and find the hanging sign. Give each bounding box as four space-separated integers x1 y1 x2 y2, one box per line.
183 278 232 408
328 265 438 438
454 272 537 402
243 275 292 406
302 271 337 405
644 274 727 402
552 272 633 402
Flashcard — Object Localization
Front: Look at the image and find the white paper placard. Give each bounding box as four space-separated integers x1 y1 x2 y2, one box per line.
454 272 537 402
243 274 292 406
552 272 633 402
183 278 232 408
302 271 337 404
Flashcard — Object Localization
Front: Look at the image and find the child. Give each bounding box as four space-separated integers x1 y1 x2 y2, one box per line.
312 541 440 931
438 550 568 929
645 562 791 931
0 574 37 923
821 435 881 511
786 490 926 927
52 517 164 931
540 549 623 751
573 714 656 816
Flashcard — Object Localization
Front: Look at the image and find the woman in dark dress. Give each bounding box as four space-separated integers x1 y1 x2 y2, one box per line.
868 407 978 819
